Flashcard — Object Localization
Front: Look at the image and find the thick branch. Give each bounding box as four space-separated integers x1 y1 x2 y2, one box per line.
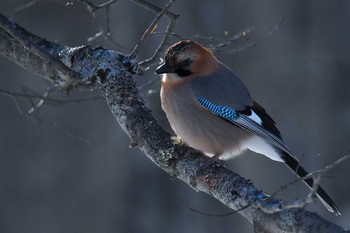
0 12 347 233
0 14 92 91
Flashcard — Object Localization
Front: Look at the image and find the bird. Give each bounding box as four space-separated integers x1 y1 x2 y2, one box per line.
155 40 340 215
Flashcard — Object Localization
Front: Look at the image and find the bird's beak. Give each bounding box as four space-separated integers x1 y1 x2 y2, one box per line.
155 63 175 74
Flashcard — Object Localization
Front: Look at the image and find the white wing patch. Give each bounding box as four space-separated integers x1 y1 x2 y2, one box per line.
244 135 283 162
247 110 262 125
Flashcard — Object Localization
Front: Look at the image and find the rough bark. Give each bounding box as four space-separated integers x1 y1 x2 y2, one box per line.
0 12 348 233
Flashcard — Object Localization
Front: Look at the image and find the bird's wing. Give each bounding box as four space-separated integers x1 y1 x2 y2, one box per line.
196 96 294 156
190 64 253 111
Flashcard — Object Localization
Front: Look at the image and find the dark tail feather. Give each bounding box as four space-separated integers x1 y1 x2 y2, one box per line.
279 150 341 215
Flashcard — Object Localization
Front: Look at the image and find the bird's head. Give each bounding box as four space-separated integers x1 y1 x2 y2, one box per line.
155 40 219 79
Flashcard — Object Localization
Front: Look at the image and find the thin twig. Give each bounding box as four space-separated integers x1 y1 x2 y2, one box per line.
81 0 117 10
26 86 52 115
138 11 178 72
26 111 96 145
270 152 350 199
0 87 102 105
170 189 249 217
1 86 95 144
36 117 95 144
80 0 129 51
131 0 176 56
211 17 283 54
150 31 226 41
132 0 179 72
9 0 40 16
131 0 178 20
208 27 254 49
137 76 159 91
258 174 321 214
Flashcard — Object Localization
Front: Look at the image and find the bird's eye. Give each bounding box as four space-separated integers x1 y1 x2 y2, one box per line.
181 58 192 68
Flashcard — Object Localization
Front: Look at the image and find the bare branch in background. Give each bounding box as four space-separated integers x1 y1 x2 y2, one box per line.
38 117 95 144
80 0 117 10
133 0 179 72
80 0 130 51
171 189 249 217
9 0 40 16
131 0 177 59
149 31 246 42
269 152 350 200
210 17 283 54
137 76 160 92
0 87 102 111
0 86 96 144
207 27 253 49
259 174 321 214
27 111 96 145
22 86 54 115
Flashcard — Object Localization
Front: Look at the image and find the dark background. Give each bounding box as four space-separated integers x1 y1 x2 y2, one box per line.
0 0 349 232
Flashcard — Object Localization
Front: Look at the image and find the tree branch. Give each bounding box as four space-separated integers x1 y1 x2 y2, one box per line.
0 12 348 233
0 14 81 91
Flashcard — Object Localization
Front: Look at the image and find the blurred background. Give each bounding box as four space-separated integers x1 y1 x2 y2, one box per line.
0 0 349 232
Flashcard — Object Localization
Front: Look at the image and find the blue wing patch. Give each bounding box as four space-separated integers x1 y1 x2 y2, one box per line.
196 96 238 121
196 96 293 156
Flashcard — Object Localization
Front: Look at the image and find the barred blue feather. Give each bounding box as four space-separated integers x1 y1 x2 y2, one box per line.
196 96 238 121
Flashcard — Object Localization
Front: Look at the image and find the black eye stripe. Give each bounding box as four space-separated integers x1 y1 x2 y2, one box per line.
175 68 192 77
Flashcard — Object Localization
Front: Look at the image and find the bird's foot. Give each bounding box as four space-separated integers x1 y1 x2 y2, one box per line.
171 136 183 145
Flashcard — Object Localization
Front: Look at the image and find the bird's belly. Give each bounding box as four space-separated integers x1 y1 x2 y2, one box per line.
162 96 252 158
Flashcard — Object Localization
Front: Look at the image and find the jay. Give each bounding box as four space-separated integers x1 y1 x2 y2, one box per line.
156 40 340 215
